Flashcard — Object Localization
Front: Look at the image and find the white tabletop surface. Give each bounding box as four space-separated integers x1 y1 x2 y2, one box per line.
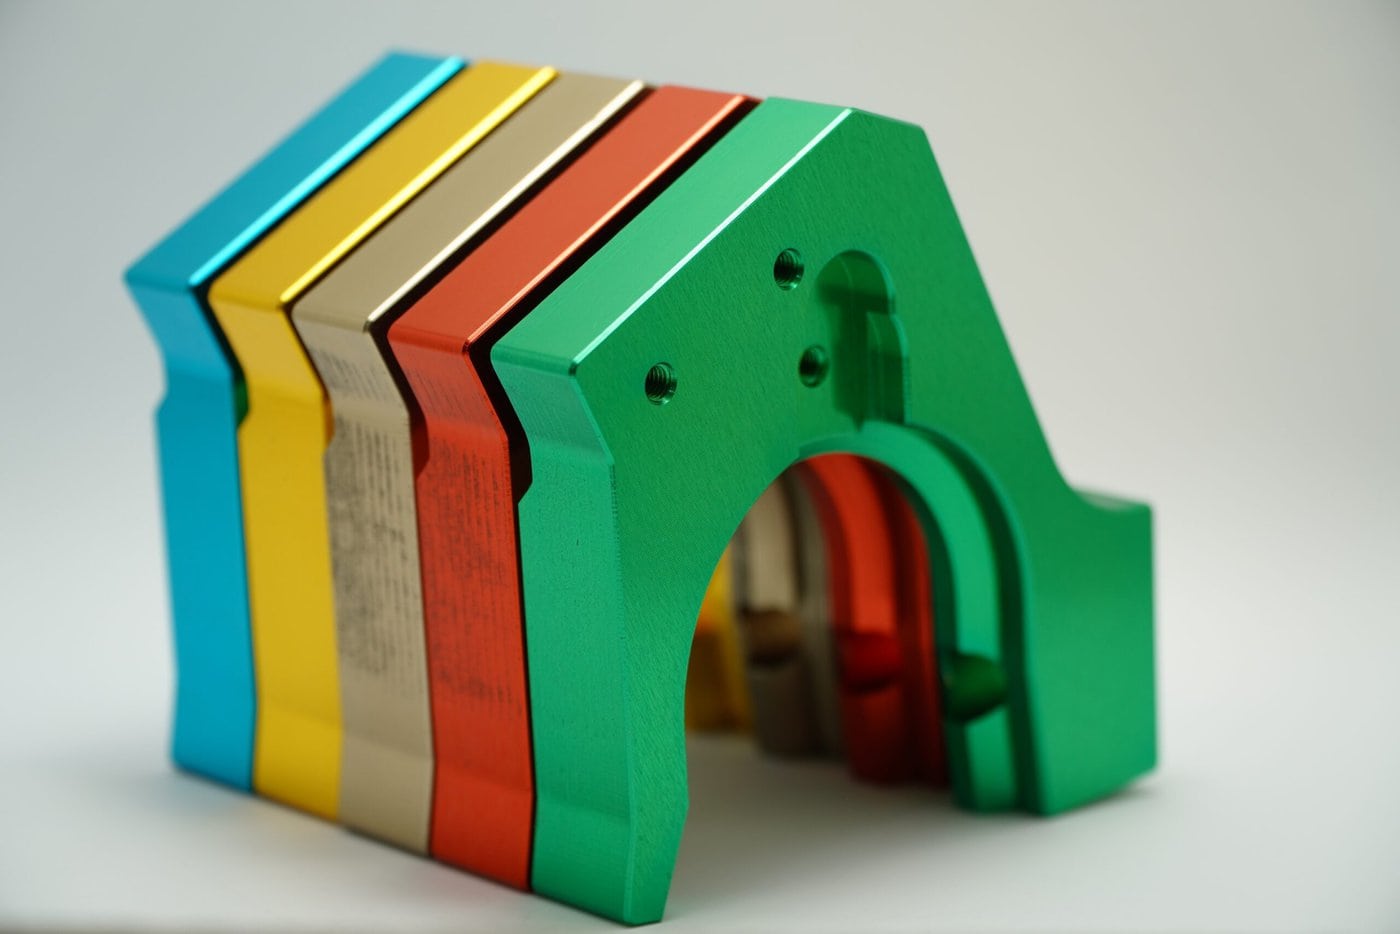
2 1 1397 930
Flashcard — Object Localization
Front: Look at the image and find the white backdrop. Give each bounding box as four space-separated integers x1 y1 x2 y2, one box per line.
1 1 1396 930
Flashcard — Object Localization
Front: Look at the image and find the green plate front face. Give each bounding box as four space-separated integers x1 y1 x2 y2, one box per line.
493 98 1155 924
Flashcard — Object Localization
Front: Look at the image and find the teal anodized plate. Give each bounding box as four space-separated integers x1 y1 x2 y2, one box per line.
124 51 462 789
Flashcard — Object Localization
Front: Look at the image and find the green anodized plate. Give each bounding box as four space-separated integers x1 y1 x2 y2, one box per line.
492 97 1155 925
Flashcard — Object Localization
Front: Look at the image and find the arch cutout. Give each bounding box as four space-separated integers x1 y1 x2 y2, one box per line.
690 451 952 782
493 98 1155 923
669 449 954 910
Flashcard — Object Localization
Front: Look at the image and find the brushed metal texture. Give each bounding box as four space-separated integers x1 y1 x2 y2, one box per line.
290 71 643 854
386 85 749 888
207 62 554 819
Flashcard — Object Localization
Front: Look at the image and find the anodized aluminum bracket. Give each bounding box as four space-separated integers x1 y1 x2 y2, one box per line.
124 52 460 789
493 99 1156 923
208 61 554 818
290 71 643 854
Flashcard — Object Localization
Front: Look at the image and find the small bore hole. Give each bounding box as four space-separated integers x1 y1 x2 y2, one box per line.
773 248 804 290
798 345 830 387
645 362 677 405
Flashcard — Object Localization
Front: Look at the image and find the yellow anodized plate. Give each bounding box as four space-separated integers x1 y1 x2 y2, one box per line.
208 61 554 818
686 547 750 730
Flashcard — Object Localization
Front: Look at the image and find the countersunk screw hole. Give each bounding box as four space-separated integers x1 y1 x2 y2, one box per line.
773 248 804 290
798 345 830 387
645 363 677 405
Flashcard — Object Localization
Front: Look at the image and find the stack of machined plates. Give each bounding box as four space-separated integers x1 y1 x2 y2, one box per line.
127 52 1156 925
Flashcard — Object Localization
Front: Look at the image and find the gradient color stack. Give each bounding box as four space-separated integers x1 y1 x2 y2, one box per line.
127 52 1156 925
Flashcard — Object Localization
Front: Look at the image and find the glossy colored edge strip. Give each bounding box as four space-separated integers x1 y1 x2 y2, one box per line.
122 51 462 788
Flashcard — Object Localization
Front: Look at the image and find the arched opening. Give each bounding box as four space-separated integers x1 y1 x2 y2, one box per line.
631 246 1022 919
508 240 1030 923
684 452 950 786
672 449 963 914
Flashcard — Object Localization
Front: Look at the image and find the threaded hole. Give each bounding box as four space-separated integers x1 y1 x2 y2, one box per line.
645 362 677 405
798 345 829 387
773 248 804 290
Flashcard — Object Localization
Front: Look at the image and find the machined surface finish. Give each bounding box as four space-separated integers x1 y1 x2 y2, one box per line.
123 52 461 789
387 85 749 888
493 99 1155 923
208 61 554 819
290 71 642 854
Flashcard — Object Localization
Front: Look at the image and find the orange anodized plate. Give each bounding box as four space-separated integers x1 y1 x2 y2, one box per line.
876 460 947 784
386 85 751 886
797 453 946 784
